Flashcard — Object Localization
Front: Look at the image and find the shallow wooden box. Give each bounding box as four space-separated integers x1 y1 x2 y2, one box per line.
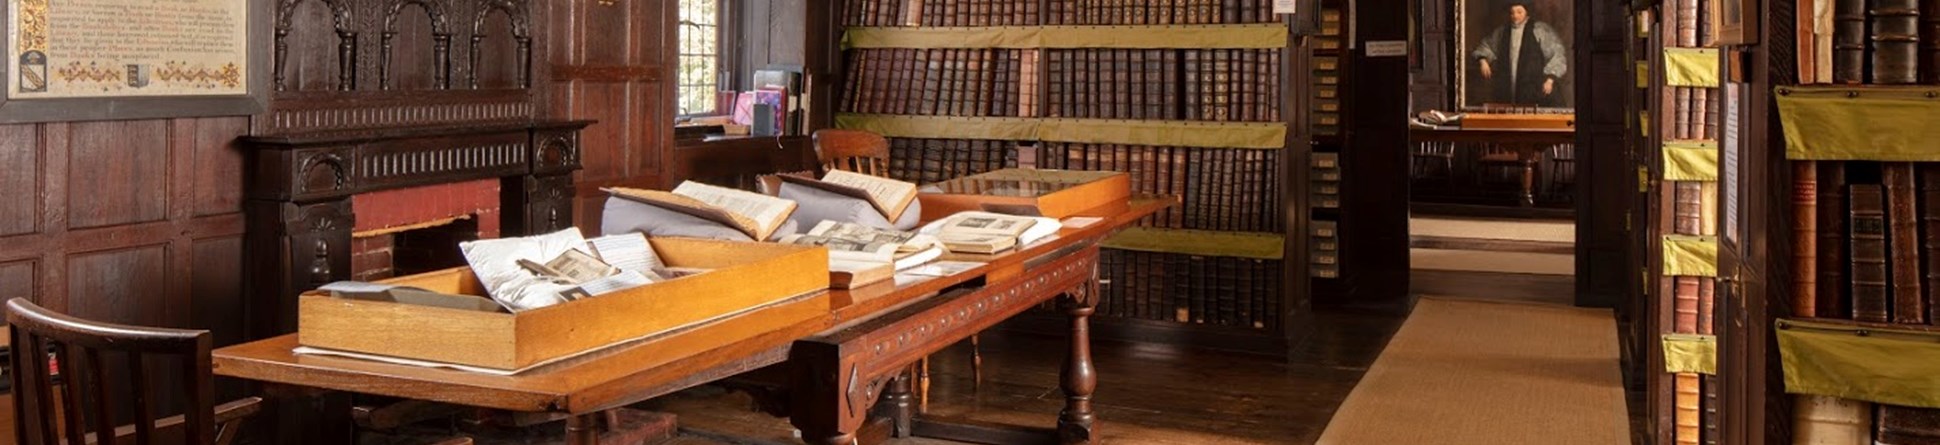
298 238 830 371
918 169 1131 222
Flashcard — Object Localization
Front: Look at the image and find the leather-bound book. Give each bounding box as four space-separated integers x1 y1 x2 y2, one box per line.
1805 0 1823 82
1795 395 1875 444
1924 0 1940 83
1692 88 1711 141
1852 184 1892 323
1703 375 1721 445
1698 278 1717 334
1677 181 1705 235
1923 164 1940 322
1888 163 1927 324
1820 163 1851 318
1836 0 1871 83
1701 182 1721 236
1797 161 1821 317
1675 87 1694 140
1679 0 1700 46
1874 0 1923 84
1879 405 1940 444
1675 277 1701 333
1676 373 1701 445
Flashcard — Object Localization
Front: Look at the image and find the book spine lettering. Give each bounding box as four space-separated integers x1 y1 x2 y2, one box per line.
1796 161 1821 317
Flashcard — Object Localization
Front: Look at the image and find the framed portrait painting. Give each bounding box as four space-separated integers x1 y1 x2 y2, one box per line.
1455 0 1575 110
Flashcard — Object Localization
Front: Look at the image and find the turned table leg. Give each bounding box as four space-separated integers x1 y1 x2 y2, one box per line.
565 412 600 445
1519 150 1538 208
882 369 916 438
1057 287 1098 444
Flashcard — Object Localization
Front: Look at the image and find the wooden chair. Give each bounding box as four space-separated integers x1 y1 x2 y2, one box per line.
6 298 261 445
813 129 891 176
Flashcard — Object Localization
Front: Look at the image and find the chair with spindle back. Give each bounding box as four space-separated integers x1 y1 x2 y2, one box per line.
813 129 891 176
6 298 261 445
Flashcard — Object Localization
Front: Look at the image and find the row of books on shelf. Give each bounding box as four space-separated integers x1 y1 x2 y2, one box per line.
1792 0 1940 85
1794 161 1940 325
837 0 1283 27
1038 142 1284 232
1043 48 1282 122
844 48 1031 118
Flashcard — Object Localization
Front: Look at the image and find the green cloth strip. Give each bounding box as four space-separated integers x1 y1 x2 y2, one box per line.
835 114 1287 149
843 24 1288 49
1100 227 1284 260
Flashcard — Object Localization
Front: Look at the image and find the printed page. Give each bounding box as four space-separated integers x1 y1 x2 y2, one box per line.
822 170 918 216
673 181 797 237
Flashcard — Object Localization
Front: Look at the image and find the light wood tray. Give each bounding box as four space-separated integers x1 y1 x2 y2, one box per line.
298 238 830 371
918 169 1131 222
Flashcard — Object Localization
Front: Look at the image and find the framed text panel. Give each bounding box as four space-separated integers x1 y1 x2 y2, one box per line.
0 0 269 122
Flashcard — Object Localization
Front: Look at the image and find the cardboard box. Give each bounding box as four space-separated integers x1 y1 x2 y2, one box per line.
298 238 830 371
918 169 1131 222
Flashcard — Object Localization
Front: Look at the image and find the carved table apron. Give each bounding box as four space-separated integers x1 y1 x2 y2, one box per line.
789 241 1105 445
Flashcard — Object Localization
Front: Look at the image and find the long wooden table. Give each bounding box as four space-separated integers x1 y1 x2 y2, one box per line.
212 197 1171 445
1410 126 1575 208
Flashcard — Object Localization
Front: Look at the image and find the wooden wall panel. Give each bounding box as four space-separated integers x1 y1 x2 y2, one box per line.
285 0 342 92
64 246 171 326
191 237 247 348
193 118 250 217
546 0 675 234
476 11 524 89
0 124 38 237
0 260 33 300
67 120 169 230
389 6 442 91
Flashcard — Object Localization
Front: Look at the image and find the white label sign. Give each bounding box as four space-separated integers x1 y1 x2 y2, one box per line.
1274 0 1298 14
1365 40 1408 57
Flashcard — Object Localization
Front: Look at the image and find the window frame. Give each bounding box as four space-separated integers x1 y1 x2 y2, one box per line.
675 0 742 119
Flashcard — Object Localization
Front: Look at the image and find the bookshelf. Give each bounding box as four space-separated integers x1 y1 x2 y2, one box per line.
822 0 1306 354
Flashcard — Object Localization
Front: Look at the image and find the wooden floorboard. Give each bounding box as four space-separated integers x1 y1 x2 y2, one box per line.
640 309 1408 445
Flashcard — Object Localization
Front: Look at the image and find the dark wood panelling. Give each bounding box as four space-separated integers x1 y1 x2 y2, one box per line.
67 120 169 230
0 124 38 236
64 246 171 325
1573 0 1635 308
193 118 251 217
389 5 443 91
192 237 247 348
284 0 343 92
0 260 33 300
546 0 675 234
475 11 524 89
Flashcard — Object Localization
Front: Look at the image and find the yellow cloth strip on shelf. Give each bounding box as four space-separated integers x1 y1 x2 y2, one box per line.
843 24 1288 49
1664 48 1721 87
834 114 1287 149
1100 227 1284 260
1777 86 1940 161
1777 318 1940 409
1662 334 1717 375
1663 140 1719 182
834 114 1040 141
1662 235 1718 277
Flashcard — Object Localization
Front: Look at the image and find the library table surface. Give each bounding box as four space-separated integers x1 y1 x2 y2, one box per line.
211 197 1172 445
1411 126 1575 207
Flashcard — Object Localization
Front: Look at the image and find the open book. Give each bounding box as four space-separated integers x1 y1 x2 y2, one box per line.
777 170 919 219
779 221 944 271
926 212 1061 254
606 182 798 241
458 229 666 311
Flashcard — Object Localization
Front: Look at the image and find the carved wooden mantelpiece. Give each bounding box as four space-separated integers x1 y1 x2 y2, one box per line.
240 120 591 341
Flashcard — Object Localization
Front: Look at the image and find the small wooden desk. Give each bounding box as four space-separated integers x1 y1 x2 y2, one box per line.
1410 126 1575 208
212 197 1170 445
